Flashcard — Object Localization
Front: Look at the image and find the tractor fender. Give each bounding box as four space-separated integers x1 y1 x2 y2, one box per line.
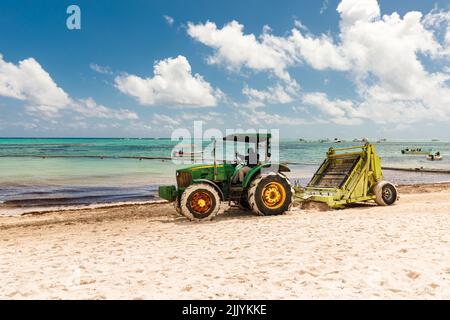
192 179 225 200
278 163 291 173
242 163 291 188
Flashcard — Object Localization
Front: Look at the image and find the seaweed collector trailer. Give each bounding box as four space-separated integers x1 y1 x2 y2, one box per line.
303 144 398 208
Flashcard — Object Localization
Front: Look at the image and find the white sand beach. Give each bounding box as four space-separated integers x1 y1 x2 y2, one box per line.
0 184 449 299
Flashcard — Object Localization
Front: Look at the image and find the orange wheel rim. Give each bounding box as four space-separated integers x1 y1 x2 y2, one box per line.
261 182 286 209
189 191 213 214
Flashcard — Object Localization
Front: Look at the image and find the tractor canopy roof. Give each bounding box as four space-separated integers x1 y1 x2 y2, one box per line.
223 133 272 143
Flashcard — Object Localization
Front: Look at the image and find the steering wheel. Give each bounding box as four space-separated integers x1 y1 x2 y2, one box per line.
235 152 246 166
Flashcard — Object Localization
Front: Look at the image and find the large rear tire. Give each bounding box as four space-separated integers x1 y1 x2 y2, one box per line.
374 181 398 206
248 172 294 216
180 184 221 221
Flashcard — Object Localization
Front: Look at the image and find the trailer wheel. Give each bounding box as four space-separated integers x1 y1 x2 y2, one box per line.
374 181 398 206
248 172 294 216
180 184 221 221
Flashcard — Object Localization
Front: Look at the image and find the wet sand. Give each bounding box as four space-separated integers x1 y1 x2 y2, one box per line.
0 183 449 299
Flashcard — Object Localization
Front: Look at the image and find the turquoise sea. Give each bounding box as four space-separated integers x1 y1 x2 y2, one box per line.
1 138 450 215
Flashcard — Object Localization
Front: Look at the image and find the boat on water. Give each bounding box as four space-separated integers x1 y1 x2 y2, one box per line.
353 137 369 143
376 138 387 143
172 144 205 160
172 151 204 158
427 152 443 161
401 148 430 155
333 138 343 143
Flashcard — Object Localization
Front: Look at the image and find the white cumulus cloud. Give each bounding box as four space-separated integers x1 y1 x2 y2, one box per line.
243 109 309 126
0 54 71 107
302 92 363 125
73 98 139 120
337 0 380 27
330 0 450 123
423 7 450 55
271 0 450 124
0 54 139 121
188 0 450 125
187 19 351 81
187 20 299 82
26 98 139 120
115 55 222 107
242 81 300 108
290 30 349 71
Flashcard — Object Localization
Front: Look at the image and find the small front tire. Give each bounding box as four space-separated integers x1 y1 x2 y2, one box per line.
180 184 221 221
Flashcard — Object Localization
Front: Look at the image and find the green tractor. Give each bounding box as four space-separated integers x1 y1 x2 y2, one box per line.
158 133 295 221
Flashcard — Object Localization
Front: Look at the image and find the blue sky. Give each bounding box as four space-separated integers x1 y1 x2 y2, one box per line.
1 0 450 139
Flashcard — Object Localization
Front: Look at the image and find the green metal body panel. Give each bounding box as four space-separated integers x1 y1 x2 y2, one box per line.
174 163 235 199
158 185 177 202
242 163 290 188
303 144 383 208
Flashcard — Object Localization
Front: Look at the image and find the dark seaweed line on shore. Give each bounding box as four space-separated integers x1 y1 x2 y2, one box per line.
0 155 173 160
382 167 450 174
0 155 319 165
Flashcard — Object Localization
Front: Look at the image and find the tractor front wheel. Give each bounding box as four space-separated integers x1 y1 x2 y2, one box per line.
374 181 398 206
180 184 221 221
248 173 294 216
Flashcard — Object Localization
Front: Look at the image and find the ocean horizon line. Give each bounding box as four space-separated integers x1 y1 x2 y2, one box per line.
0 136 449 142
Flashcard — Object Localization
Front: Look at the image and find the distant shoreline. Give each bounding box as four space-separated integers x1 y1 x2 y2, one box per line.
1 137 450 142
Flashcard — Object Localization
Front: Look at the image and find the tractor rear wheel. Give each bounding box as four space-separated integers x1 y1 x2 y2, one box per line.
374 181 398 206
180 184 221 221
248 172 294 216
